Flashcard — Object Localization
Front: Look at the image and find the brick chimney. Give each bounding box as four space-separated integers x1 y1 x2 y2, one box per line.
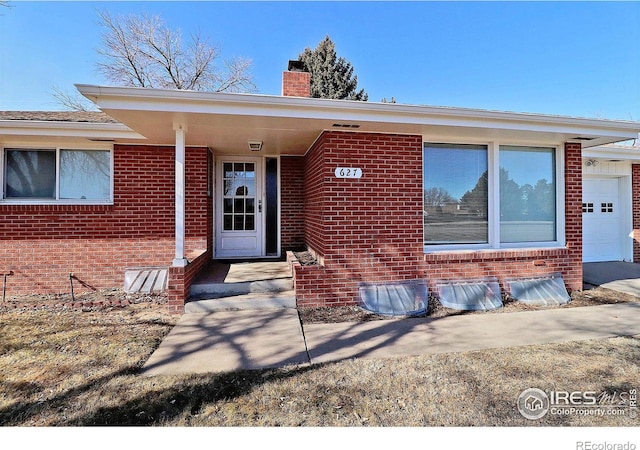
282 60 311 97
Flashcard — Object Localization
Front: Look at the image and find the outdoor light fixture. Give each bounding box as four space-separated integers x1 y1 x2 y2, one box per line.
248 140 263 152
584 159 600 167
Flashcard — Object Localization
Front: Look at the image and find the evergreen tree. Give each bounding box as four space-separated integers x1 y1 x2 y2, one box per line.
529 178 555 220
460 171 489 217
499 168 524 221
299 36 368 101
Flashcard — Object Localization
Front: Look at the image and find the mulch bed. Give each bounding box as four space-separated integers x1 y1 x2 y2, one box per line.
3 282 637 325
292 251 319 266
0 288 167 312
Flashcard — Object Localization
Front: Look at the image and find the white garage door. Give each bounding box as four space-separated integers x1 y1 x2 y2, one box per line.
582 178 622 262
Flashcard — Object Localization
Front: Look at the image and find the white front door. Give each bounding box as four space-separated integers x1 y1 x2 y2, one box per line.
216 158 263 258
582 177 622 262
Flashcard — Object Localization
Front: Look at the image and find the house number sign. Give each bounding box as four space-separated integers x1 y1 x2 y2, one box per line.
334 167 363 179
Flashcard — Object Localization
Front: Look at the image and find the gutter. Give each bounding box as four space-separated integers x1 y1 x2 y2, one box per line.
76 83 640 133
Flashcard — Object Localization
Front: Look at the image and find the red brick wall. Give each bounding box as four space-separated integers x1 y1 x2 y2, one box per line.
632 164 640 262
282 71 311 97
298 131 425 306
0 144 212 299
303 137 327 256
562 142 583 288
422 248 579 291
280 156 305 251
168 249 210 313
294 134 583 307
185 147 213 254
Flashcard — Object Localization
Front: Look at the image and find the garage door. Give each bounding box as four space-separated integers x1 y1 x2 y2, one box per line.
582 178 622 262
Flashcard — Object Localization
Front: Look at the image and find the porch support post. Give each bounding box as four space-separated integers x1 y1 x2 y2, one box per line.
172 123 188 267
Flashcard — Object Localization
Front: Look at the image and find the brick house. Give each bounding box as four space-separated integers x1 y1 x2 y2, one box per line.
1 63 639 313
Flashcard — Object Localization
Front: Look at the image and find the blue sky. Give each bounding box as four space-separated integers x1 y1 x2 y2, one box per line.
1 1 639 120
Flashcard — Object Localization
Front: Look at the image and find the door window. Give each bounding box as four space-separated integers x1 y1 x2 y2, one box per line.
223 162 256 231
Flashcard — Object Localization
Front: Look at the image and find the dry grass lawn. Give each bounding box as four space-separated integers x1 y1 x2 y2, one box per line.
1 289 639 427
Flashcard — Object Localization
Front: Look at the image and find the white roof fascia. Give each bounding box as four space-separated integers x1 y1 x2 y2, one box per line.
583 145 640 162
76 84 640 145
0 119 145 140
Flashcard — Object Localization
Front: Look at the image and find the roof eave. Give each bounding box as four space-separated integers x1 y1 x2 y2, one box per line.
76 84 640 148
583 144 640 161
0 119 145 141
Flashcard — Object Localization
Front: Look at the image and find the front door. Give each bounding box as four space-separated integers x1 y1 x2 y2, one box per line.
216 158 263 258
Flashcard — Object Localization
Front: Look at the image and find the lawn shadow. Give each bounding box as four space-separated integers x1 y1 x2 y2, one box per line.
140 309 310 376
0 360 317 426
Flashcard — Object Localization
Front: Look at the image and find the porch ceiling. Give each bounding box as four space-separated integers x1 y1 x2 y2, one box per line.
76 84 640 155
95 109 329 155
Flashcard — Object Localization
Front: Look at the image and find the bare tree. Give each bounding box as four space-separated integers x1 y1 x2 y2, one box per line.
95 11 255 92
424 187 457 208
52 86 98 112
0 1 13 14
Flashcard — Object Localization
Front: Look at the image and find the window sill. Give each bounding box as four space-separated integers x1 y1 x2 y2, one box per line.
423 246 569 262
0 201 114 212
0 200 113 206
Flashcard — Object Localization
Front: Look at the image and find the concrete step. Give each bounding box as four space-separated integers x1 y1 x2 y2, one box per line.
189 278 294 299
185 291 297 313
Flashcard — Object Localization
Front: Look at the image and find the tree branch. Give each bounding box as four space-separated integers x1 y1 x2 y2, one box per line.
95 11 254 93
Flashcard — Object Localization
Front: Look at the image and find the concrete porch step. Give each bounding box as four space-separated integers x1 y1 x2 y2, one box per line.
189 278 294 299
189 261 294 299
185 291 297 313
187 261 297 312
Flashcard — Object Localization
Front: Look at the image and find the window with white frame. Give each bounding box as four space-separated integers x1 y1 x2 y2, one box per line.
2 148 112 202
424 143 489 245
423 142 561 250
499 146 556 243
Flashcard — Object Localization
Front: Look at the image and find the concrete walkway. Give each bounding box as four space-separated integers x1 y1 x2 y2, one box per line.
304 302 640 364
584 261 640 296
143 309 308 376
142 301 640 376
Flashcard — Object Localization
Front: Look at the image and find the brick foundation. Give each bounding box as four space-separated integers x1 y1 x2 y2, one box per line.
167 249 210 313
